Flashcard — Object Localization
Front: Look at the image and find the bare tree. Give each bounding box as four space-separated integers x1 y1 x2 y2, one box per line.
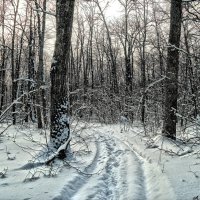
50 0 75 157
33 0 47 128
94 0 119 94
162 0 182 139
118 0 135 94
0 0 6 115
11 0 20 124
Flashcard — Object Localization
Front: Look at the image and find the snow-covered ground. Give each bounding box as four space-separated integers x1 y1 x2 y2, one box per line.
0 122 200 200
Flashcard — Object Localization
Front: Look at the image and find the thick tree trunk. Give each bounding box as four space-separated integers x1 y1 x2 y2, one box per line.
50 0 75 153
162 0 182 139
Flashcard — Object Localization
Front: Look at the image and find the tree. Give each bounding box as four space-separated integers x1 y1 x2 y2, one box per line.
35 0 47 129
0 0 6 115
162 0 182 139
50 0 75 156
94 0 119 94
136 0 149 123
117 0 134 94
11 0 20 125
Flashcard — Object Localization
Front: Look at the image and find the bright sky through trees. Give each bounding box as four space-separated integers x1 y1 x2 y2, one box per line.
105 0 121 18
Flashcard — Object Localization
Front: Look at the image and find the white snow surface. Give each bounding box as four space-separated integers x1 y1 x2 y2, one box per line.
0 122 200 200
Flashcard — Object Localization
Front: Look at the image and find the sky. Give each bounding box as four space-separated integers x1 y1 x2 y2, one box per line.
104 0 122 19
44 0 122 56
1 0 123 70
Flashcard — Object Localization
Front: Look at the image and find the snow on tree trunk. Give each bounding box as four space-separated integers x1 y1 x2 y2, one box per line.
162 0 182 139
50 0 75 152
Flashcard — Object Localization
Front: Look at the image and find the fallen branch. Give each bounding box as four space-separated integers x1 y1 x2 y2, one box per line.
45 136 72 165
0 124 12 136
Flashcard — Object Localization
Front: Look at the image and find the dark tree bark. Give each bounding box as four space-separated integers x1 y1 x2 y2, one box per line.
50 0 75 153
25 7 36 123
0 0 6 115
95 0 119 94
35 0 47 128
120 0 133 94
183 22 198 119
162 0 182 139
11 0 20 125
136 0 148 123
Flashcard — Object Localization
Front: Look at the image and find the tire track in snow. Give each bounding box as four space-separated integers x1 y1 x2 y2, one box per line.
53 132 175 200
53 136 108 200
52 141 99 200
112 135 176 200
108 136 147 200
87 137 121 199
77 135 147 200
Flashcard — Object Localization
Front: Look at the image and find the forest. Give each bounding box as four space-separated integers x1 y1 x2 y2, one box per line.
0 0 200 199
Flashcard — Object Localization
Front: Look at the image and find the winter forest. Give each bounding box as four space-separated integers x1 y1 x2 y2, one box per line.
0 0 200 199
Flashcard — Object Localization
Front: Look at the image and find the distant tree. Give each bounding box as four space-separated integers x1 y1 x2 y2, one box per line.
94 0 119 94
11 0 20 125
25 3 36 123
0 0 6 115
35 0 47 129
117 0 135 94
135 0 149 123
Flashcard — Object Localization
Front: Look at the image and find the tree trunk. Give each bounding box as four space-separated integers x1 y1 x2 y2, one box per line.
162 0 182 139
50 0 75 154
95 1 119 94
0 0 6 115
183 22 198 119
35 0 47 128
25 7 35 123
11 0 20 125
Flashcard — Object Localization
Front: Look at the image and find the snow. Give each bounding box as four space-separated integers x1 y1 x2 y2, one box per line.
0 122 200 200
14 78 36 83
51 57 57 65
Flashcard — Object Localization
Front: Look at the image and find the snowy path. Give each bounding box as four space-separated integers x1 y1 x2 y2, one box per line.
1 124 200 199
53 131 175 200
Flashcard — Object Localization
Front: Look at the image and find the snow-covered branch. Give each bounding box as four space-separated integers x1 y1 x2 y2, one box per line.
33 8 56 17
167 43 200 60
45 136 72 165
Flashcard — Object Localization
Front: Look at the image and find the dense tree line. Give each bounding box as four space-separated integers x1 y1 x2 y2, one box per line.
0 0 200 151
